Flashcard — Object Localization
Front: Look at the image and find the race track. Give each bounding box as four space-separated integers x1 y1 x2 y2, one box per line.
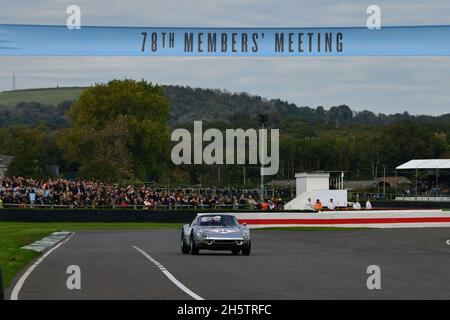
7 228 450 300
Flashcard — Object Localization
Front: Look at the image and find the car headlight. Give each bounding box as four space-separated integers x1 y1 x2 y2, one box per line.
195 230 205 239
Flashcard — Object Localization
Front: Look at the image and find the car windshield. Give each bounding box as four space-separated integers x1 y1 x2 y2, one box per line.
197 215 238 227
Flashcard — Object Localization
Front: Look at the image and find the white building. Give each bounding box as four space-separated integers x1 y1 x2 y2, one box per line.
284 172 348 210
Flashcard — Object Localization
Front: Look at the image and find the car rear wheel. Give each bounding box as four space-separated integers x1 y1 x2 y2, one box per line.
181 233 190 254
190 234 199 255
242 242 251 256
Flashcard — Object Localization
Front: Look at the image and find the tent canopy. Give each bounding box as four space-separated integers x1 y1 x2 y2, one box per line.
396 159 450 170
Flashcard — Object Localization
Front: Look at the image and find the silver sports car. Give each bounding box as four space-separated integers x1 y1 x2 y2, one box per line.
181 214 251 255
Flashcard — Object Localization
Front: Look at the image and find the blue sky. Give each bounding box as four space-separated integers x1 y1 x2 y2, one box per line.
1 0 450 115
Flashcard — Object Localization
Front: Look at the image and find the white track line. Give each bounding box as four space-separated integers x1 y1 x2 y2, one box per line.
132 245 204 300
10 232 75 300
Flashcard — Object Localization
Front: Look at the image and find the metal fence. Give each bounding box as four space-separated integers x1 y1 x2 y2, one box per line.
0 203 263 210
348 192 397 201
348 191 450 202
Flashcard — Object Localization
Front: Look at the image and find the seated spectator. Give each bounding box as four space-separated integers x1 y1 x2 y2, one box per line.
269 200 276 210
328 198 336 210
305 197 313 211
0 176 294 211
247 196 257 210
313 199 323 212
143 198 151 209
353 201 361 210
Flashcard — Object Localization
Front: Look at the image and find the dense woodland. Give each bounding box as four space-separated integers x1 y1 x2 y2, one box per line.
0 83 449 185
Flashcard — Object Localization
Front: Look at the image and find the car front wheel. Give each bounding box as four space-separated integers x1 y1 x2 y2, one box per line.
242 242 251 256
181 233 190 254
190 234 199 255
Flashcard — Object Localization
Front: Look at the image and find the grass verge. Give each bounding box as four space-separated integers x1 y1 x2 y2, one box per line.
0 222 182 289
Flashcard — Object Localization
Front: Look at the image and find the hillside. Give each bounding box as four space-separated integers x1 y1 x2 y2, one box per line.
0 86 296 127
0 87 84 109
1 85 450 130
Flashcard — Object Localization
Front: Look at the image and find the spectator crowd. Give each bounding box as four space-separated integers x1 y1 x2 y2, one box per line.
0 177 285 210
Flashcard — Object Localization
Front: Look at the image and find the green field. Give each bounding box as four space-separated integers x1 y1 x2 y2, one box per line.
0 87 85 108
0 222 182 289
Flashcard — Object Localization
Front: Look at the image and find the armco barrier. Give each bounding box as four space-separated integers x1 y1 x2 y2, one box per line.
0 209 197 223
374 201 450 209
233 209 450 228
1 208 450 228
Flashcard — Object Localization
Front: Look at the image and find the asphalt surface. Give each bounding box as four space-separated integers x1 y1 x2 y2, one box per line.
7 228 450 300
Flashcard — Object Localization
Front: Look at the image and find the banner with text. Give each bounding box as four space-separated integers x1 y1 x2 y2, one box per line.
1 24 450 56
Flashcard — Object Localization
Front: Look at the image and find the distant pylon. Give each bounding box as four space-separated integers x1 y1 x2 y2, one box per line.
12 72 16 90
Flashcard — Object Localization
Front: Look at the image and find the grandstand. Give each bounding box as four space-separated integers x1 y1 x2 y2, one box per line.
396 159 450 201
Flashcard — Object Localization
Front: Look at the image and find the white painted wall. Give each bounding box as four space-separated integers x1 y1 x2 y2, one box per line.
285 172 348 210
295 172 330 195
229 210 450 229
284 189 348 210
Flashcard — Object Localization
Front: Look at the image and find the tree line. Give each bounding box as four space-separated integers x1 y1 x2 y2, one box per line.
0 80 449 185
